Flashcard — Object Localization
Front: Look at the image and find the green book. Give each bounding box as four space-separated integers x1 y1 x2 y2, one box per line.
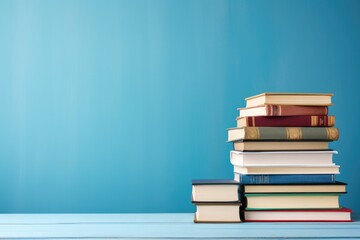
228 127 339 142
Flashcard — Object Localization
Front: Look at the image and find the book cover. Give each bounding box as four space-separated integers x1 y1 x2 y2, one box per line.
237 115 335 127
239 105 329 117
245 93 333 108
194 203 242 223
192 179 240 203
233 141 330 151
240 181 347 194
230 150 337 166
234 174 336 184
244 193 342 210
243 208 352 222
228 127 339 142
233 165 340 175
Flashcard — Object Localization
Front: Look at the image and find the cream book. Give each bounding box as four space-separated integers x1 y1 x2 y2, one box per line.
192 180 240 202
233 141 329 151
194 203 242 223
244 208 352 222
245 93 333 108
244 193 341 210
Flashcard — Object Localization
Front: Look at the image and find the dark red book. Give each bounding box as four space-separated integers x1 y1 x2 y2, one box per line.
239 105 329 117
237 115 335 127
244 208 352 222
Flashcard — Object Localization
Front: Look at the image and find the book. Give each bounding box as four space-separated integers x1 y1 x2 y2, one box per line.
192 180 240 203
239 105 328 117
233 141 329 151
233 165 340 175
245 93 333 108
237 115 335 127
227 127 339 142
244 193 341 210
230 150 337 166
234 173 336 184
194 203 242 223
241 181 347 193
243 208 352 222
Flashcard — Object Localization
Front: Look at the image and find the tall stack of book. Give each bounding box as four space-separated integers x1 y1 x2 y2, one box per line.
228 93 352 222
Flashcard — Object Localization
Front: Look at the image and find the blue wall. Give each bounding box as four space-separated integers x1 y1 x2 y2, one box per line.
0 0 359 213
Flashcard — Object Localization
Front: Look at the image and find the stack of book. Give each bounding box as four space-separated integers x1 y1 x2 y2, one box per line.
228 93 352 222
191 180 242 223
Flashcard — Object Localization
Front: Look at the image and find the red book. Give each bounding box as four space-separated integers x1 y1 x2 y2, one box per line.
237 115 335 127
244 208 352 222
239 105 328 117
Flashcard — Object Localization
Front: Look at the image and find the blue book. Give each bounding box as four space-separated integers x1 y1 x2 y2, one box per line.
234 173 335 184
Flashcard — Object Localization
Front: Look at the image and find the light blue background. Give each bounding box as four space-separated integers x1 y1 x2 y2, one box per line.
0 0 359 213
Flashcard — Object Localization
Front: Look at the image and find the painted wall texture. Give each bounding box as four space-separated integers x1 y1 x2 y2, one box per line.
0 0 359 213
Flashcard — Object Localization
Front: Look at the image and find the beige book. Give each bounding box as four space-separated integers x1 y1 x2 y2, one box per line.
245 93 333 108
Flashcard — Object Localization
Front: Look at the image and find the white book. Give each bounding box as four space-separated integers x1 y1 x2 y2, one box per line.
230 150 337 166
233 165 340 175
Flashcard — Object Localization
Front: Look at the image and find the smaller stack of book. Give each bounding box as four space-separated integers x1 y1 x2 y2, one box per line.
192 180 242 223
228 93 352 222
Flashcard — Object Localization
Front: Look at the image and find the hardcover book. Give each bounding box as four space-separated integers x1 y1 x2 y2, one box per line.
244 193 341 210
239 105 329 117
233 165 340 175
192 180 240 203
245 93 333 108
243 208 352 222
230 150 337 166
227 127 339 142
237 115 335 127
234 173 336 184
241 181 347 193
194 203 242 223
233 141 330 151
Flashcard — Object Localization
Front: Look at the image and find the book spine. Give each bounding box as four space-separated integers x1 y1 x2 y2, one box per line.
243 127 339 140
237 174 336 184
266 105 328 116
242 116 335 127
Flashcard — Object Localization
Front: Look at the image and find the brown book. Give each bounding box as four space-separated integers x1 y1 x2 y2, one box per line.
237 115 335 127
245 93 333 108
239 105 329 117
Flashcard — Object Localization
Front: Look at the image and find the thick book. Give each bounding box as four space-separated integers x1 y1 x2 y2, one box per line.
237 115 335 127
234 173 336 184
227 127 339 142
239 105 328 117
192 180 240 203
244 193 341 210
243 208 352 222
245 93 333 108
233 165 340 175
194 203 242 223
230 150 337 166
241 181 347 194
233 141 329 151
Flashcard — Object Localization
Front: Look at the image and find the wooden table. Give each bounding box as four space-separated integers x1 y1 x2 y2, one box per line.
0 213 359 239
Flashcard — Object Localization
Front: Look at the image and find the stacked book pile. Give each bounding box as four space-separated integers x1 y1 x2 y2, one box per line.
192 180 242 223
228 93 352 222
192 92 352 223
